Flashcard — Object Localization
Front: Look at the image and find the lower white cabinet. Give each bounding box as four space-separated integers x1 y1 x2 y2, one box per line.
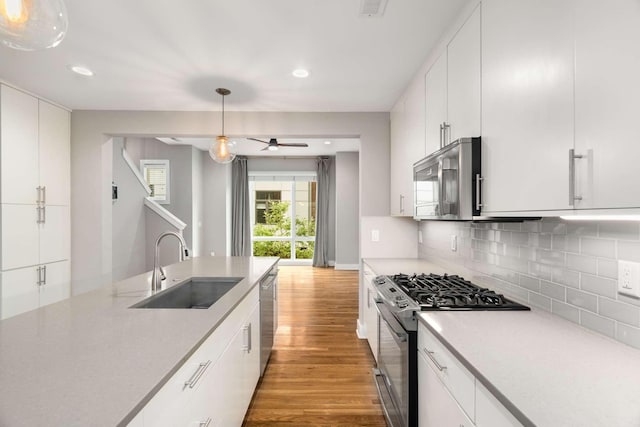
418 350 474 427
362 264 379 360
0 260 70 319
476 382 522 427
138 286 261 427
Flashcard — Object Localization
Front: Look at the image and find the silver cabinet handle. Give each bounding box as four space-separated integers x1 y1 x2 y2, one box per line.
423 347 447 371
367 288 371 308
36 186 42 204
41 205 46 224
439 123 444 148
399 194 404 213
36 266 43 286
475 174 484 212
243 323 252 353
199 418 212 427
42 265 46 285
184 360 211 390
41 186 46 204
569 149 584 205
36 206 42 224
443 122 451 146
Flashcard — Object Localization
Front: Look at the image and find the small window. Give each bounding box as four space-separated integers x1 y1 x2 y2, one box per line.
140 159 170 204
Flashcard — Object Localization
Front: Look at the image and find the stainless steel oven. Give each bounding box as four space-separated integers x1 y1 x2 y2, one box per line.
373 301 417 427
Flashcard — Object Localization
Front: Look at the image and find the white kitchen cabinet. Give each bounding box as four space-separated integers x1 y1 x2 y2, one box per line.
139 286 261 427
425 52 447 155
362 264 379 360
481 0 575 213
38 261 70 308
390 78 425 217
573 0 640 210
476 382 522 427
418 350 474 427
0 266 40 319
447 5 481 143
0 84 71 318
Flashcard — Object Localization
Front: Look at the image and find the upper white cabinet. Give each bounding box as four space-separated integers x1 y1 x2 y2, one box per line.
481 0 575 213
447 5 481 143
425 52 448 154
39 100 71 206
573 0 640 210
390 77 425 217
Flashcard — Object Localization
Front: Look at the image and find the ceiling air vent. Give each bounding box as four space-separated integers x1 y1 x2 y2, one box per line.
359 0 388 18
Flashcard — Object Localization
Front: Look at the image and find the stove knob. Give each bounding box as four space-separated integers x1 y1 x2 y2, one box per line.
395 295 405 301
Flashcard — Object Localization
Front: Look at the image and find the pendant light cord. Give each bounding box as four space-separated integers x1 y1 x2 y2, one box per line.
221 94 225 135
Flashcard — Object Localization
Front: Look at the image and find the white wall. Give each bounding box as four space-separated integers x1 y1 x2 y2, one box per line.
335 152 360 268
202 158 231 257
71 111 388 295
111 138 148 281
361 216 418 259
191 148 204 257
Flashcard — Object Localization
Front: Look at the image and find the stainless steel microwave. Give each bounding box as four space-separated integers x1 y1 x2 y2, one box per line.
413 137 481 220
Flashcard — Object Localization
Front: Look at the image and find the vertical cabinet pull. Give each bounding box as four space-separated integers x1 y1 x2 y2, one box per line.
183 360 211 390
243 323 252 353
42 265 47 285
475 174 484 212
439 123 444 148
41 205 46 224
569 149 584 205
399 194 405 213
443 122 451 146
36 266 42 286
367 288 371 308
41 186 46 204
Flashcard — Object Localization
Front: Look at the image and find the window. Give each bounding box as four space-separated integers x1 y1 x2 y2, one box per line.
249 173 317 264
140 159 170 204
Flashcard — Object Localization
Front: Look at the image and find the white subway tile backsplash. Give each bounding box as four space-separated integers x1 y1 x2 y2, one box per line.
566 253 598 275
580 237 616 259
566 289 598 313
580 311 615 338
616 323 640 350
551 300 580 323
419 218 640 349
581 274 617 299
598 298 640 326
540 280 565 301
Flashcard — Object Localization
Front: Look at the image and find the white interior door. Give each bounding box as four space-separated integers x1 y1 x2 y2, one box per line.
425 53 448 155
1 204 39 270
39 205 70 264
0 85 39 205
0 266 40 319
38 261 70 307
39 100 70 206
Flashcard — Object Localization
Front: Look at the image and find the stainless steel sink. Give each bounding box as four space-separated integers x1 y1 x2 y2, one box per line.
130 277 243 309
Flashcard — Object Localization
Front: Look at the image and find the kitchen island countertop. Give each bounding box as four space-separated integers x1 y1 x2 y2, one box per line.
363 257 640 427
0 256 278 427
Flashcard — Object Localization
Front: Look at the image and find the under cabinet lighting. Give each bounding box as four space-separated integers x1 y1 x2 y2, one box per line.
560 215 640 221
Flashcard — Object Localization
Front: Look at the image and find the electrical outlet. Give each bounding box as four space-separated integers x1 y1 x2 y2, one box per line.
618 260 640 298
418 230 423 244
371 229 380 242
451 235 457 252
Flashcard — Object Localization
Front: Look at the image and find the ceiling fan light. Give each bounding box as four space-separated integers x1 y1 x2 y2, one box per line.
209 135 236 164
0 0 68 50
268 145 279 151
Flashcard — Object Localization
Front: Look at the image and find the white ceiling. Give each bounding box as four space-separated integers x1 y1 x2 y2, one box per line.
0 0 468 112
157 137 360 157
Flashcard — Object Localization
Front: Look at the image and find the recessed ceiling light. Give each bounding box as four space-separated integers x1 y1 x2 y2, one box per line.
70 65 94 76
292 69 310 78
324 140 332 145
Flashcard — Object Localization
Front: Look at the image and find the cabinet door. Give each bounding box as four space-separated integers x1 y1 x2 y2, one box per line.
390 94 407 216
447 5 481 142
418 351 474 427
425 52 447 155
365 280 379 361
39 205 70 264
242 303 261 401
476 382 522 427
39 100 70 206
574 0 640 209
0 266 40 319
0 85 39 205
38 261 70 307
481 0 574 212
1 204 39 270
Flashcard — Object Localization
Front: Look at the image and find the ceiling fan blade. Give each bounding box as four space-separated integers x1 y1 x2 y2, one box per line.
261 146 271 151
248 138 269 144
277 143 309 147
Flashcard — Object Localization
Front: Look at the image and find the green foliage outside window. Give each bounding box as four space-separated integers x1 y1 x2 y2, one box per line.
252 201 316 258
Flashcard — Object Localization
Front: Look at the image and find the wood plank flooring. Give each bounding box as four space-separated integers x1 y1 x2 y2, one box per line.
242 266 387 427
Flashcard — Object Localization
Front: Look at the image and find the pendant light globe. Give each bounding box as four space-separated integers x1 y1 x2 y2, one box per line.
210 88 236 164
0 0 69 51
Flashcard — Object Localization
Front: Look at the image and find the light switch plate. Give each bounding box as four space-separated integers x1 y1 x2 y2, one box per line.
371 229 380 242
618 260 640 298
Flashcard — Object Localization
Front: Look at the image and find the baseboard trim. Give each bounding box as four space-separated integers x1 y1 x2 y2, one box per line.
356 319 367 339
335 263 360 270
328 260 336 267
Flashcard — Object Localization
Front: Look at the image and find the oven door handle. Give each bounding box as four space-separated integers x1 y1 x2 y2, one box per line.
375 302 408 343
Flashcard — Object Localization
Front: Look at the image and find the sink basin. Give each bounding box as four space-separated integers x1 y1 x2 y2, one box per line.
131 277 243 309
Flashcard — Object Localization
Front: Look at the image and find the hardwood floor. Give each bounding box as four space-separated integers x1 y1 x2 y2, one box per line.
242 266 387 427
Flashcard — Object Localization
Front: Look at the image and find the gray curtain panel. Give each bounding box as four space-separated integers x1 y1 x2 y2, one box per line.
231 156 251 256
313 156 332 267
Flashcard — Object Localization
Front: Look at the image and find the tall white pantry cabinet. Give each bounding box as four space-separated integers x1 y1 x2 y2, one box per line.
0 84 71 320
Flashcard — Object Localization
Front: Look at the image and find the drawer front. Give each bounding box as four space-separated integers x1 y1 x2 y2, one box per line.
418 322 475 421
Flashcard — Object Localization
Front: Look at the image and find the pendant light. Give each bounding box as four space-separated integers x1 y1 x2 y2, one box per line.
0 0 68 51
209 88 236 164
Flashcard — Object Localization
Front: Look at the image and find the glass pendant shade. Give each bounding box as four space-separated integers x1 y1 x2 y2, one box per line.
0 0 68 51
209 135 236 164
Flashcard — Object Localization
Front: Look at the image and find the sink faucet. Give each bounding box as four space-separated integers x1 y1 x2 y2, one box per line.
152 231 190 292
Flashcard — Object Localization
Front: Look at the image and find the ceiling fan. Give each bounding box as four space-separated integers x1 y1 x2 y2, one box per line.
248 138 309 151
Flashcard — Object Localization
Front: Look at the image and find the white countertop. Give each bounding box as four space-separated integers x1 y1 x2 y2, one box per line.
363 258 640 427
0 256 278 427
